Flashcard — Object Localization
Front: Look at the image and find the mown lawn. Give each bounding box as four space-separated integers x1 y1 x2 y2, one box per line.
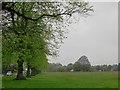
0 76 2 88
2 72 118 88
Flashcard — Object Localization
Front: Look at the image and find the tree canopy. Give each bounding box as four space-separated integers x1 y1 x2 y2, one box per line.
2 1 93 79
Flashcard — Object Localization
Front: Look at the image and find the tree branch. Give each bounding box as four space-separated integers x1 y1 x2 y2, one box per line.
3 6 72 21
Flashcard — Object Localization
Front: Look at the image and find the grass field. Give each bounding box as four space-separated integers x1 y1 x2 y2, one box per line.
2 72 118 88
0 76 2 88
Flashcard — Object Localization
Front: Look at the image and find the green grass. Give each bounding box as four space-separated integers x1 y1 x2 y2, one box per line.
2 72 118 88
0 76 2 88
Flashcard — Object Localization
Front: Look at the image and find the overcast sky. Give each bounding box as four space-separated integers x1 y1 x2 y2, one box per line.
49 2 118 66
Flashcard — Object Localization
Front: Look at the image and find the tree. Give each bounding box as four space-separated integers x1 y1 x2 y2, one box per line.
66 63 73 72
46 63 64 72
46 63 56 72
82 64 91 71
2 1 93 79
57 67 65 72
107 65 112 71
73 62 81 71
73 62 91 72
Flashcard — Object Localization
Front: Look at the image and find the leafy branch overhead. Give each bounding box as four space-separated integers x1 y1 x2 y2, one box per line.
2 1 93 79
2 1 93 56
2 2 93 22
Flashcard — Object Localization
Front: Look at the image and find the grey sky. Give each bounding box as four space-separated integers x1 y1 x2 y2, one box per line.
49 2 118 66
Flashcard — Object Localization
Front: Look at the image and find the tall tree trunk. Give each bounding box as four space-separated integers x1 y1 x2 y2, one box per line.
16 59 25 80
26 62 31 78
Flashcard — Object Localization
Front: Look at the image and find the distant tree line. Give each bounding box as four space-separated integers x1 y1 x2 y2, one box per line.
46 56 119 72
91 64 118 72
2 62 119 76
46 63 119 72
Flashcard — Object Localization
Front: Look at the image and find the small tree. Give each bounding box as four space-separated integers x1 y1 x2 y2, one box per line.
66 63 73 72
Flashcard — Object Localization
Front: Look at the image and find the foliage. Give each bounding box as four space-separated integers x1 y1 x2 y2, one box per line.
46 63 63 72
73 62 82 71
91 64 118 72
46 62 118 72
2 1 93 76
66 63 73 71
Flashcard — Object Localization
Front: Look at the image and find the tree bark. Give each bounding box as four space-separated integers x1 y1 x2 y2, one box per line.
16 59 25 80
26 62 31 78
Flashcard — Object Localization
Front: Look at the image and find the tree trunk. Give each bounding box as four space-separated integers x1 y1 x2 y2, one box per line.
26 62 31 78
16 60 25 80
